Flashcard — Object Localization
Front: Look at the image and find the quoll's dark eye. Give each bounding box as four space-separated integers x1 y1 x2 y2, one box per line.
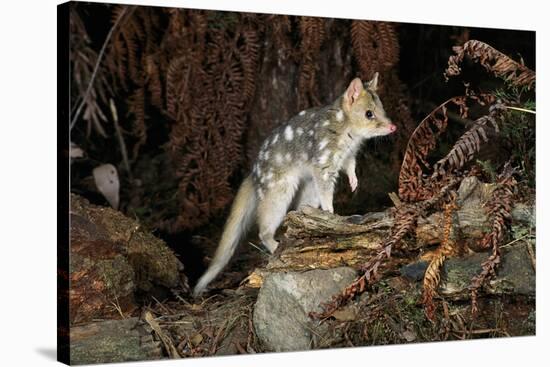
366 110 374 119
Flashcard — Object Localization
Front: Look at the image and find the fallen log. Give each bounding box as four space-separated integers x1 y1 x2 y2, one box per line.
245 177 534 288
70 317 163 365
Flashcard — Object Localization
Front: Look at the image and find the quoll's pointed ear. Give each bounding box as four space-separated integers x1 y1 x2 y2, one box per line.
345 78 364 106
367 72 379 91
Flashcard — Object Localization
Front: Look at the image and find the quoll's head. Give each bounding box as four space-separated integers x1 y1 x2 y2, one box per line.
342 73 397 138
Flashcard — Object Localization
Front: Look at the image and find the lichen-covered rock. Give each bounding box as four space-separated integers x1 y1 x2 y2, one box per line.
69 194 186 324
253 267 357 352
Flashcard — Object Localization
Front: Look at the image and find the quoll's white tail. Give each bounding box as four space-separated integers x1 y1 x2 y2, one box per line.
193 176 257 297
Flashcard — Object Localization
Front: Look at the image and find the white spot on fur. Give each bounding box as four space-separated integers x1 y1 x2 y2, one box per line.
262 140 268 149
264 150 270 160
307 141 313 149
322 172 330 181
332 153 341 165
257 188 264 199
307 130 314 136
297 127 304 136
284 125 294 141
314 122 319 128
299 110 306 116
266 171 273 180
285 153 292 162
322 120 330 127
318 150 330 165
272 133 279 145
336 110 344 122
318 139 329 151
301 152 309 161
275 153 283 164
310 112 316 117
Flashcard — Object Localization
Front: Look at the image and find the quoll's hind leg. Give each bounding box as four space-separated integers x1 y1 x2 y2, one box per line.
294 178 321 210
257 183 297 253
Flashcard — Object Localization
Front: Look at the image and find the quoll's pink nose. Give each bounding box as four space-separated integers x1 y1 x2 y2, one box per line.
388 124 397 133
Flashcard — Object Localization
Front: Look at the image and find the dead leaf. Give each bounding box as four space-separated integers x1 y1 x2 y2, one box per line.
401 329 417 342
190 333 203 347
332 306 358 321
93 164 120 209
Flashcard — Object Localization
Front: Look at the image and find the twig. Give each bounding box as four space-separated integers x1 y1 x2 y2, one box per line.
152 296 172 315
503 106 536 115
499 233 533 249
209 320 228 355
234 342 248 354
453 327 505 335
143 310 181 358
70 6 134 130
247 241 270 255
388 192 402 208
110 98 133 180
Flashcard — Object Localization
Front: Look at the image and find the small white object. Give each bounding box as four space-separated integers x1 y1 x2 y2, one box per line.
336 110 344 122
93 164 120 210
318 150 330 165
70 141 84 161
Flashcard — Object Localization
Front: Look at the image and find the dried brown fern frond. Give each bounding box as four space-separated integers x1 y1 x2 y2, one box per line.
470 162 517 313
432 102 505 179
69 6 113 136
422 197 459 321
298 16 326 109
446 40 535 89
104 5 138 90
162 11 262 231
398 98 452 202
239 24 261 103
351 20 399 79
127 87 146 160
267 15 292 60
398 94 496 202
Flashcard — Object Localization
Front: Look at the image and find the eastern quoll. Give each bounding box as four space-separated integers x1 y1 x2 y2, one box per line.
193 73 397 296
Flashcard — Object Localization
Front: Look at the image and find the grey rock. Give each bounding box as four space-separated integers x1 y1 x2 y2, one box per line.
440 243 535 298
253 267 357 352
400 260 429 281
511 203 536 228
